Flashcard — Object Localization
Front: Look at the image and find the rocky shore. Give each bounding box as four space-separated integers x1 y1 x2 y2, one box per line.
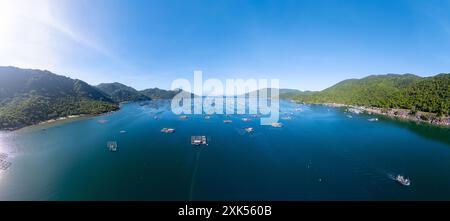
323 103 450 127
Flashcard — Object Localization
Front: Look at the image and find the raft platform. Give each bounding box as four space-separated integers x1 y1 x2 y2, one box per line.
0 160 12 170
161 128 175 133
0 153 11 170
0 153 8 160
191 136 208 146
107 141 118 152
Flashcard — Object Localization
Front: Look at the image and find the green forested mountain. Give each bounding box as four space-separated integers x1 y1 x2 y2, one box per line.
140 88 180 99
401 74 450 115
294 73 449 115
279 89 316 99
96 82 151 103
0 67 119 130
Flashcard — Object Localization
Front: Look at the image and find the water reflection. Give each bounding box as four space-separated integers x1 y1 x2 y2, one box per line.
378 116 450 146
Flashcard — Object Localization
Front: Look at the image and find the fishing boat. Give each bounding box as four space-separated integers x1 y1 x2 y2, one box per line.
368 118 378 122
97 119 108 124
395 175 411 186
242 118 251 122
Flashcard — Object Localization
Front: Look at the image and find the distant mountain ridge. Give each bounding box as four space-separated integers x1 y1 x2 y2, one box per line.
243 88 316 99
96 82 151 103
140 88 181 100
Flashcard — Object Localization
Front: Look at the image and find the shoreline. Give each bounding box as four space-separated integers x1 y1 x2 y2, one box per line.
2 100 449 132
320 102 450 127
0 109 119 132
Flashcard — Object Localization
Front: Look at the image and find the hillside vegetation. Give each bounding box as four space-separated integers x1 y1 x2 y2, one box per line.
0 67 118 130
294 74 449 116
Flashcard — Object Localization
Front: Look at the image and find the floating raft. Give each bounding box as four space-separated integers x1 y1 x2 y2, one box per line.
0 153 11 170
107 141 118 152
0 160 12 170
161 128 175 133
0 153 8 160
191 136 208 146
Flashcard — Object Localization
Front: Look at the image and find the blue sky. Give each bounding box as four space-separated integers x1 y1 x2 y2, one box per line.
1 0 449 91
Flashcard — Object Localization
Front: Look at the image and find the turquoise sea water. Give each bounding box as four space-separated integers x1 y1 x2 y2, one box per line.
0 100 449 200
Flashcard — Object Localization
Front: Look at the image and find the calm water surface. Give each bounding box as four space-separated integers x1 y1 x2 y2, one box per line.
0 100 449 200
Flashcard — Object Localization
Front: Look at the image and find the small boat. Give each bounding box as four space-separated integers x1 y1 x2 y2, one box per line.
368 118 378 122
348 108 363 114
281 116 291 120
271 122 283 128
347 115 353 118
245 127 254 133
204 116 211 120
395 175 411 186
242 118 251 122
120 130 127 134
179 115 188 120
153 116 160 120
161 128 175 133
97 119 108 124
223 120 232 123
